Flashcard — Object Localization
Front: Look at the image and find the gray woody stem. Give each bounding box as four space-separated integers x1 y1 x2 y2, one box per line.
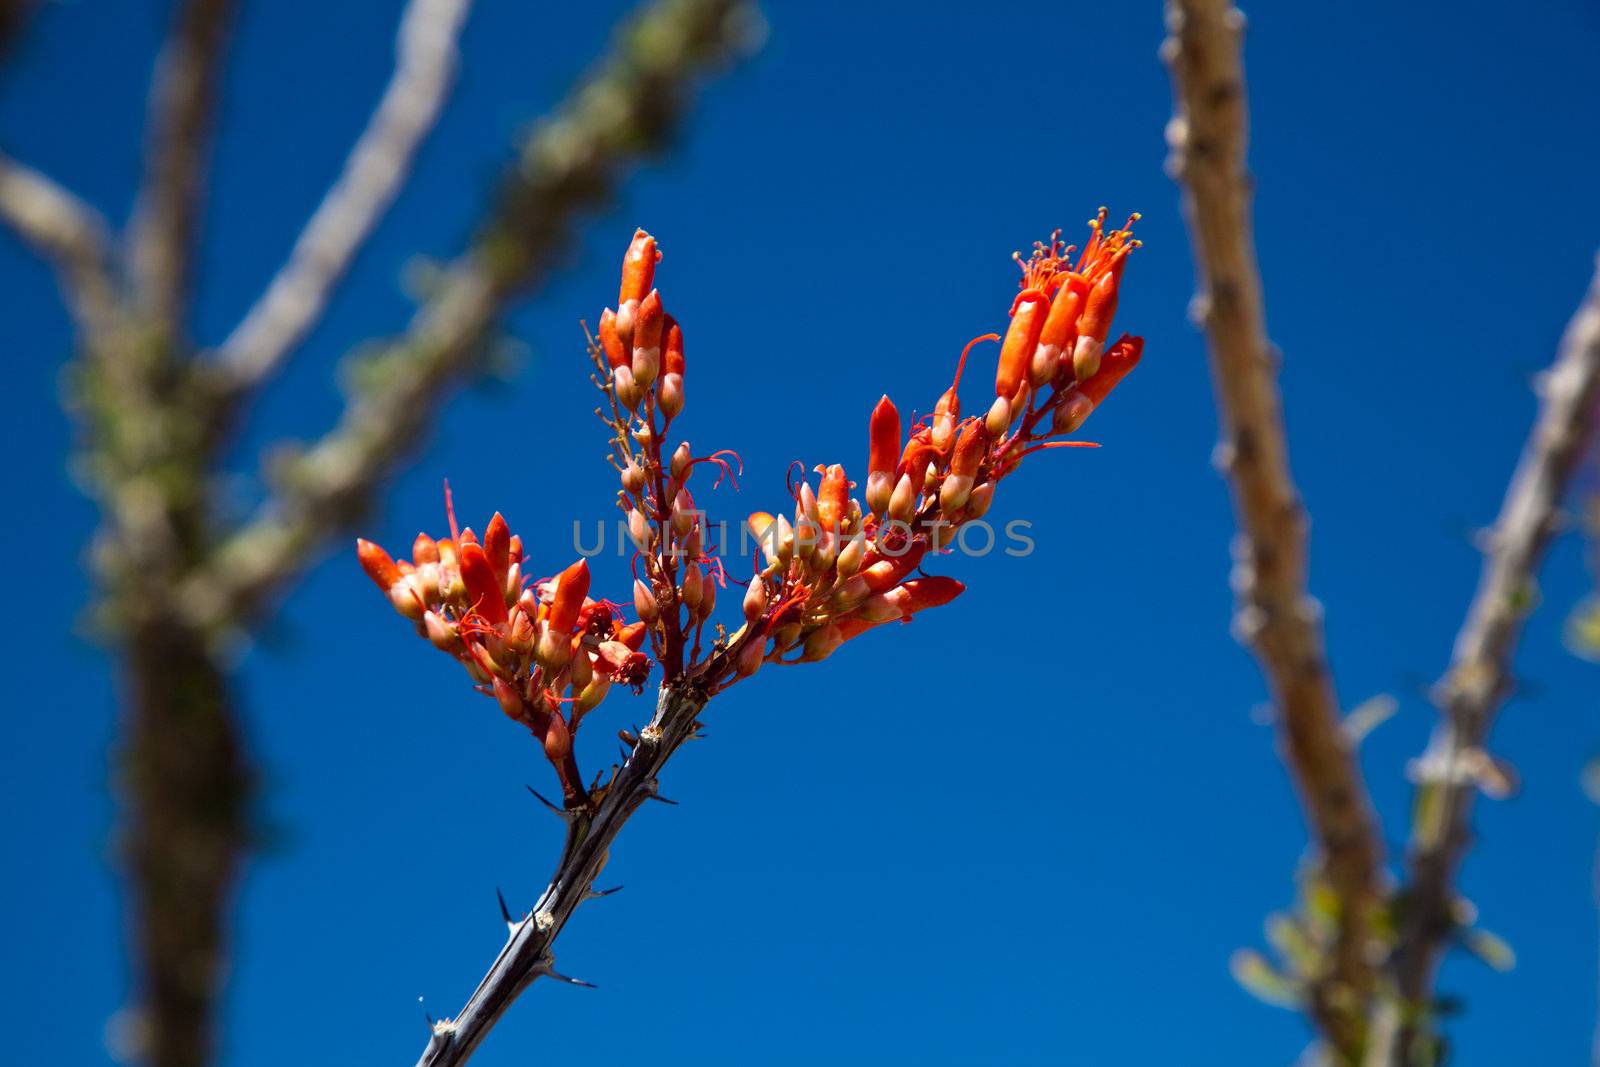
1162 0 1385 1056
1371 256 1600 1063
416 685 707 1067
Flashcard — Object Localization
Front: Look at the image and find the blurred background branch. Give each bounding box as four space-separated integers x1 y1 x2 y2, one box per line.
0 1 757 1064
1162 0 1385 1057
1372 256 1600 1064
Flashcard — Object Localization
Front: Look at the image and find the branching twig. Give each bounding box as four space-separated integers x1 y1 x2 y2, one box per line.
415 685 706 1067
216 0 474 390
1163 0 1385 1055
1372 255 1600 1062
128 0 238 333
179 0 760 631
0 152 120 340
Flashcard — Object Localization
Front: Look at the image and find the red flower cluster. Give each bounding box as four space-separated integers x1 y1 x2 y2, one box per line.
357 505 648 806
359 213 1143 804
725 209 1143 680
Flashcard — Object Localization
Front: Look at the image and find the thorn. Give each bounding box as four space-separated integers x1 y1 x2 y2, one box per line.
587 884 624 901
526 785 572 820
535 957 597 989
497 887 516 927
543 969 597 989
647 793 679 806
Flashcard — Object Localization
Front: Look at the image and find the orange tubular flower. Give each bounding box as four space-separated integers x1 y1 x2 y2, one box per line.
357 538 401 591
483 512 511 578
1078 334 1144 409
632 290 665 387
995 290 1048 400
547 559 591 637
619 228 658 306
458 542 507 626
817 464 850 533
865 395 901 516
598 308 627 370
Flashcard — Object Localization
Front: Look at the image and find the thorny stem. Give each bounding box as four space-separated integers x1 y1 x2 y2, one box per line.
1163 0 1385 1057
414 684 707 1067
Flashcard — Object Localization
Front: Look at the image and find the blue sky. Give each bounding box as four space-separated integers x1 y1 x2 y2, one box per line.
4 1 1600 1063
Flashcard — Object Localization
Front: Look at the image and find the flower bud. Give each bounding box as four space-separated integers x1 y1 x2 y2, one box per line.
885 576 965 618
459 542 508 625
931 386 960 451
423 610 460 652
996 290 1047 398
631 290 664 388
1052 392 1095 435
671 441 693 480
598 307 627 369
735 634 765 677
774 514 795 565
658 373 684 420
801 623 844 662
664 316 685 376
680 564 704 615
548 559 591 636
985 396 1011 437
575 675 612 715
1072 335 1104 382
356 538 402 591
570 646 594 690
543 712 572 763
613 363 641 410
1078 270 1119 344
1079 335 1144 407
628 507 652 554
537 626 573 671
771 622 802 651
493 677 525 721
965 482 995 519
621 458 647 494
700 574 717 619
743 577 768 621
508 607 535 654
866 395 900 514
618 228 658 307
483 512 511 578
671 488 695 537
1029 341 1061 388
856 593 903 625
817 464 849 533
836 533 867 578
412 532 439 565
888 472 917 522
633 578 659 623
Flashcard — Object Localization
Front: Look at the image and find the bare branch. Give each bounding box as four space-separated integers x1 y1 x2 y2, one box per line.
416 685 705 1067
1163 0 1384 1054
216 0 474 390
128 0 238 332
0 152 119 338
1374 254 1600 1060
179 0 761 632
